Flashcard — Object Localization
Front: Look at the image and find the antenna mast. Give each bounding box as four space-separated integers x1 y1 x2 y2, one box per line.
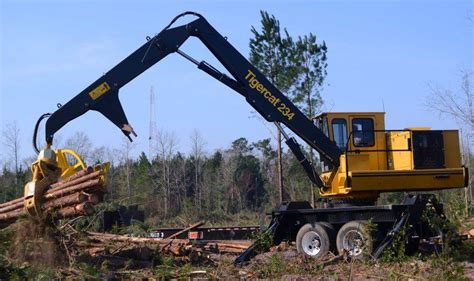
149 86 157 158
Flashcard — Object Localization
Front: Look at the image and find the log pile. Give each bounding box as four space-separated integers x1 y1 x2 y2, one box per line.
81 231 252 258
0 166 107 228
0 166 252 265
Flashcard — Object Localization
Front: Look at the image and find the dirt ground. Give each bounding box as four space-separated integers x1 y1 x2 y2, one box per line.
54 241 474 280
1 219 474 280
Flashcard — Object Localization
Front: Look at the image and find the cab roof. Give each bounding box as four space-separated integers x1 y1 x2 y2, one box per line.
314 112 386 119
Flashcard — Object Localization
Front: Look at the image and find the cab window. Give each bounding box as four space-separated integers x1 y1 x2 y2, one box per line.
315 116 329 138
331 119 347 149
352 118 374 147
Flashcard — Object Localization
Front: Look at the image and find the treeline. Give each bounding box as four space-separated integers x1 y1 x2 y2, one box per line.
0 129 317 225
108 135 316 225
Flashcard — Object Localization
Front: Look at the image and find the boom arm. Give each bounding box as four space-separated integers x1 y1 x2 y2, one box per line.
43 12 342 187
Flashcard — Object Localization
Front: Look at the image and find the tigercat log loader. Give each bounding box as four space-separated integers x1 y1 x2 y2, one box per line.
26 12 468 261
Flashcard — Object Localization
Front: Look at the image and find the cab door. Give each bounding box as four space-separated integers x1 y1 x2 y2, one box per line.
347 115 379 171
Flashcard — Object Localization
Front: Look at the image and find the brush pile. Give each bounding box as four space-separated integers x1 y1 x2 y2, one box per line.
81 231 251 258
0 166 108 228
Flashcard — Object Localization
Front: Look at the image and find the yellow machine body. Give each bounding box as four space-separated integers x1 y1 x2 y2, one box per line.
55 148 87 180
23 147 87 219
316 112 468 200
23 148 61 218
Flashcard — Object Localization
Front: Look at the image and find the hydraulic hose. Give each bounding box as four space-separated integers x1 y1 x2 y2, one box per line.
32 113 51 153
161 11 203 32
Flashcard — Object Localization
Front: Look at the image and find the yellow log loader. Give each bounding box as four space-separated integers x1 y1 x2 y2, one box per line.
24 12 468 261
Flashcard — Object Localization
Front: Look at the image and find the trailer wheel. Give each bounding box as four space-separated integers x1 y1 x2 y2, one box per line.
296 223 330 259
336 221 373 259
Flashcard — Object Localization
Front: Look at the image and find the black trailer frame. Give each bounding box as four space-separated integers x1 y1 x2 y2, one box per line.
150 225 260 241
236 194 448 263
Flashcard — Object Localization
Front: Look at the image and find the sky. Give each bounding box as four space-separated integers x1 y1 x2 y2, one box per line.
0 0 472 163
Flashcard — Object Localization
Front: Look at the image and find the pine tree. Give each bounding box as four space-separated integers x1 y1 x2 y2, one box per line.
291 34 328 206
292 34 328 119
249 11 299 203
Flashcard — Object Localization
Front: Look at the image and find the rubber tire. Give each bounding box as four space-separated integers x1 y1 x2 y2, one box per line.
336 220 373 260
318 221 336 252
296 223 330 259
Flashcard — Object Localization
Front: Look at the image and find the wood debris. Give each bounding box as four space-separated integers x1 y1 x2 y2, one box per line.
82 231 251 257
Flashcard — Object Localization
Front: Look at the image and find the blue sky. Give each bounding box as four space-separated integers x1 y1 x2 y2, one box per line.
0 0 472 161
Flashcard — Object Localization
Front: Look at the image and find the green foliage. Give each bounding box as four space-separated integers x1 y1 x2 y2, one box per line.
379 192 405 205
249 10 329 205
292 33 328 118
78 262 102 279
0 166 29 204
418 195 470 280
231 137 253 155
437 190 467 227
379 224 409 263
153 256 175 279
110 219 152 237
261 255 287 277
250 10 328 119
285 153 313 201
249 11 299 90
0 226 14 278
251 230 274 254
364 218 377 235
252 138 277 162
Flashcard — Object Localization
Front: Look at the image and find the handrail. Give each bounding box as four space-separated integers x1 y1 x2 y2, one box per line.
343 129 413 185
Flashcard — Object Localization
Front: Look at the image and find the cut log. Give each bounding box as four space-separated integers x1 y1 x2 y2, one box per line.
43 192 89 209
45 178 104 200
87 194 101 204
49 170 102 192
0 197 24 209
0 167 94 210
54 167 93 185
0 166 107 227
160 221 206 253
0 208 24 221
0 179 103 215
0 200 24 214
56 202 95 218
84 231 251 256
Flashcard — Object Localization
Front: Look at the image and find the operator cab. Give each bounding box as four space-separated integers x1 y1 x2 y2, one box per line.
314 112 386 173
313 112 466 200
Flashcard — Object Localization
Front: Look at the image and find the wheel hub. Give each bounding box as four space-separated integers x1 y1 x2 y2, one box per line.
343 230 364 257
301 231 322 256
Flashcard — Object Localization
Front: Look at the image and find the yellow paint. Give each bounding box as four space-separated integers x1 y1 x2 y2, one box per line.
316 112 467 200
245 70 295 120
89 82 110 100
55 148 87 179
443 130 462 168
387 131 413 170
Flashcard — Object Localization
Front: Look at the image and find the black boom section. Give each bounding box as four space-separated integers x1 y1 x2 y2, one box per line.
44 12 341 168
45 23 193 143
189 18 341 166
